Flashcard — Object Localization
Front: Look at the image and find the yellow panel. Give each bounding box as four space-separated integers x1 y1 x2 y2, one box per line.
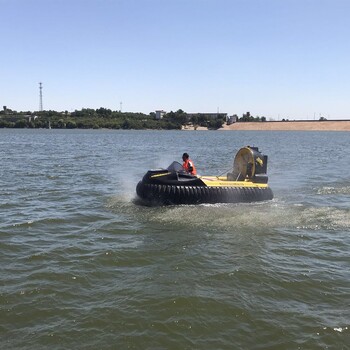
150 172 171 178
199 176 268 188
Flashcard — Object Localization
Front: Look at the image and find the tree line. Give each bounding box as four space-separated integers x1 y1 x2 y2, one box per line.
0 108 226 130
237 112 267 122
0 108 329 129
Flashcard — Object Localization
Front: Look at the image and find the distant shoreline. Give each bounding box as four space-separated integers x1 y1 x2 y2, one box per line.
219 120 350 131
182 120 350 131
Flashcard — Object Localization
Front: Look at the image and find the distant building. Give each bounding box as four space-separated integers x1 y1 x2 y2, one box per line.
227 115 238 125
25 115 38 122
155 110 166 120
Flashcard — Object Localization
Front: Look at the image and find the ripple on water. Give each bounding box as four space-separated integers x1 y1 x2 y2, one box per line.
1 130 350 349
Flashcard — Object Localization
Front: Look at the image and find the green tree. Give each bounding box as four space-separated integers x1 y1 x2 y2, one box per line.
66 120 77 129
96 107 112 117
57 119 66 128
14 119 27 128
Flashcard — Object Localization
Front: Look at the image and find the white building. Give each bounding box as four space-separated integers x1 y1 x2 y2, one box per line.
227 115 238 125
155 110 166 120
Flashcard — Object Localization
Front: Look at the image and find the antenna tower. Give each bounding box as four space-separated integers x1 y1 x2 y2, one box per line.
39 82 43 111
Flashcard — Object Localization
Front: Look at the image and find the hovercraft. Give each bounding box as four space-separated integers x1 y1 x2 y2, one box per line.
136 146 273 205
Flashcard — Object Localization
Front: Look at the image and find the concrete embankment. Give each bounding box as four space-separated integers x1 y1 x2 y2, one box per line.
219 120 350 131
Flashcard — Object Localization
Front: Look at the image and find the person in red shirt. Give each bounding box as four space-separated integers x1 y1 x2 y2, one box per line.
182 153 197 175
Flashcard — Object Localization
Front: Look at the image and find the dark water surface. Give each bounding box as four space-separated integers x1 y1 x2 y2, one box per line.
1 129 349 349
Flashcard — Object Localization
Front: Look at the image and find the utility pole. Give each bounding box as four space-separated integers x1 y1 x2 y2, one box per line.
39 82 43 111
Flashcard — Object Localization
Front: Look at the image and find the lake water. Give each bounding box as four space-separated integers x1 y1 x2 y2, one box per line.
0 129 349 349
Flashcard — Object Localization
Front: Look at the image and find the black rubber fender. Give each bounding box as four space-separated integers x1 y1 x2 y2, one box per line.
136 181 273 205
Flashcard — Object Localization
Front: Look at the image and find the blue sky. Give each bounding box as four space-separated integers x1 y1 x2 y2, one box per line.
2 0 350 119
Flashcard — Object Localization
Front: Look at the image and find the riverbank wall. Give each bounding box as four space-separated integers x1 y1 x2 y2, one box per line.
219 120 350 131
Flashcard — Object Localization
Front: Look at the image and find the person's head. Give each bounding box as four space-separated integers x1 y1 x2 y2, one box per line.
182 153 189 161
